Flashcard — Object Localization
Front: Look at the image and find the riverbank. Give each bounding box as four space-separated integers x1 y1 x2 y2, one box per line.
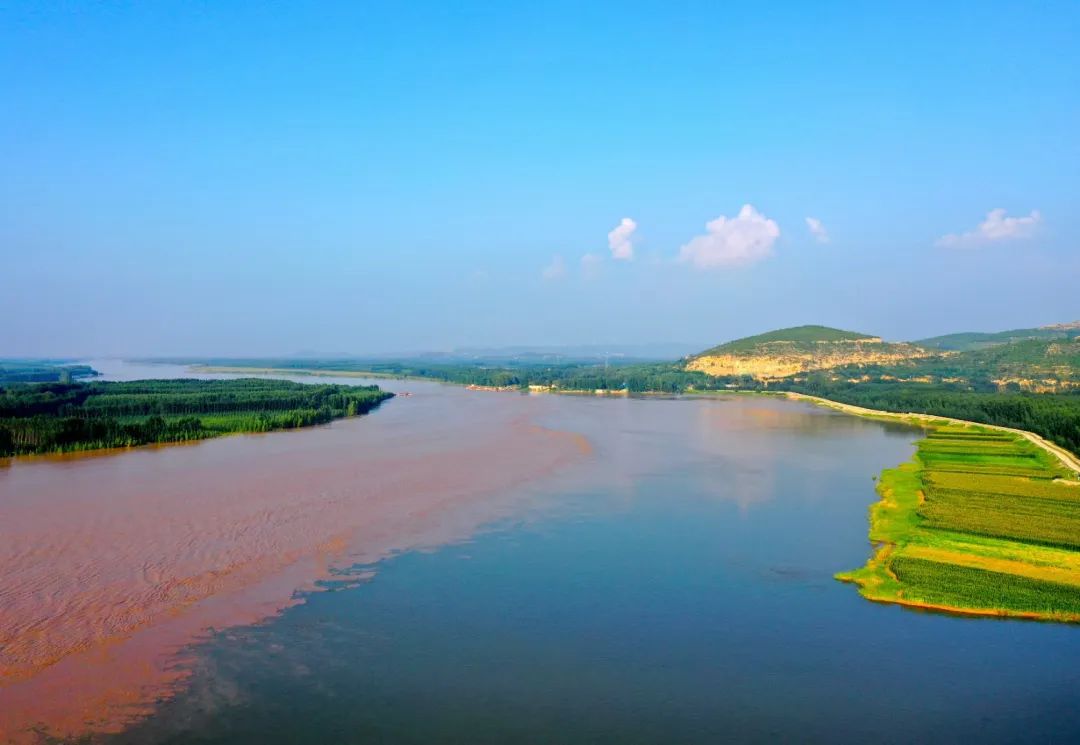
0 378 393 458
192 366 636 396
192 365 1080 474
781 391 1080 475
794 396 1080 622
180 365 1080 622
686 389 1080 621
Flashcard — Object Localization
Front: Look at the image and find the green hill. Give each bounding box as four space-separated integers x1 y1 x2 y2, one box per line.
699 325 876 355
918 323 1080 352
688 326 930 380
896 337 1080 390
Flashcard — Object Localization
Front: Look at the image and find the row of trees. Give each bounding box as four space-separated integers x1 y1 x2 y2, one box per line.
346 360 1080 456
40 359 1074 460
0 379 393 456
0 361 97 384
761 376 1080 456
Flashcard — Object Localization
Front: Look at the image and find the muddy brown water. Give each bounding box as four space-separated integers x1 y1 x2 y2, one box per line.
2 362 1079 744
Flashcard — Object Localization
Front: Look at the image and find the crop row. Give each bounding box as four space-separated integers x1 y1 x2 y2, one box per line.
890 558 1080 616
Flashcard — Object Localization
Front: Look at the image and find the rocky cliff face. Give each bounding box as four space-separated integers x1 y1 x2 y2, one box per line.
686 338 933 380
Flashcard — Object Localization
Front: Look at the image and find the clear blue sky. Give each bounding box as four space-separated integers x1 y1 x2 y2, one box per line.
3 1 1078 356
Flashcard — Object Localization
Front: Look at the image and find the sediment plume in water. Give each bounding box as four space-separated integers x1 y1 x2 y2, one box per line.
0 388 588 743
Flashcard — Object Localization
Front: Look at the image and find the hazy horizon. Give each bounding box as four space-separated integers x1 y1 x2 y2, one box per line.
10 317 1080 362
4 2 1078 357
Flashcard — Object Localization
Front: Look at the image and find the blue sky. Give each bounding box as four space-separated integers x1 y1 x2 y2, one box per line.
2 1 1078 356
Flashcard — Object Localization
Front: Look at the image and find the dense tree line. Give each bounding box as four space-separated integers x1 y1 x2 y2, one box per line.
759 377 1080 457
0 361 98 384
352 360 1080 456
141 357 719 393
234 359 726 394
0 379 392 456
128 357 1080 458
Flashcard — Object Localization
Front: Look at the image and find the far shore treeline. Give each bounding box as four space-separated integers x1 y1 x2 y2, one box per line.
4 322 1079 459
0 379 392 456
0 359 98 384
158 326 1080 458
172 357 1080 457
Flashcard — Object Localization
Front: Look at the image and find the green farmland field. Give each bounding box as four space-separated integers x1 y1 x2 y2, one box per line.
837 423 1080 622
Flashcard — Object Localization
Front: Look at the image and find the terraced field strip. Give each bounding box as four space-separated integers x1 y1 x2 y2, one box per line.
835 420 1080 622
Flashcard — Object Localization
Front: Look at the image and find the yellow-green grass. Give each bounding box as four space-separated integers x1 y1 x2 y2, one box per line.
837 423 1080 622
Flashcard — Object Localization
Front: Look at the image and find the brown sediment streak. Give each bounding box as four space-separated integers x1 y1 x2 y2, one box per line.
521 419 593 456
0 389 589 743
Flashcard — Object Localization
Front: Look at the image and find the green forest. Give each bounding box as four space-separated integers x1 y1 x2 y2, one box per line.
758 377 1080 457
0 379 392 456
0 360 98 384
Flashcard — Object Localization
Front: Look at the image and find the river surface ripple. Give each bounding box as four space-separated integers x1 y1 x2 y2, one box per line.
0 363 585 742
4 362 1079 744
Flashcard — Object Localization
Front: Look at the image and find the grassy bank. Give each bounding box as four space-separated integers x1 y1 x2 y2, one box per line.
835 422 1080 622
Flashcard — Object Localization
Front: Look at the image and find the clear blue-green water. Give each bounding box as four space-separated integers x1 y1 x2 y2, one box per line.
100 382 1080 744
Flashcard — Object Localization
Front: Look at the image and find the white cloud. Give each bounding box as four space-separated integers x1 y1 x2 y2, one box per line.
805 216 829 243
607 217 637 260
678 205 780 269
541 254 567 280
580 252 602 279
937 208 1041 248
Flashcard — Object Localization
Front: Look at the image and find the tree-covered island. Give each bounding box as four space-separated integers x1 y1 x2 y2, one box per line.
0 378 393 456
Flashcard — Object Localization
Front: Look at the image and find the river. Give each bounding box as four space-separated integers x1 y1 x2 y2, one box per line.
1 361 1078 743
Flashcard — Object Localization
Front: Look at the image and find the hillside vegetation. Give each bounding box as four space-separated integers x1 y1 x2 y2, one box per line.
696 325 875 354
0 379 392 456
686 325 933 380
918 322 1080 352
891 338 1080 392
685 321 1080 392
